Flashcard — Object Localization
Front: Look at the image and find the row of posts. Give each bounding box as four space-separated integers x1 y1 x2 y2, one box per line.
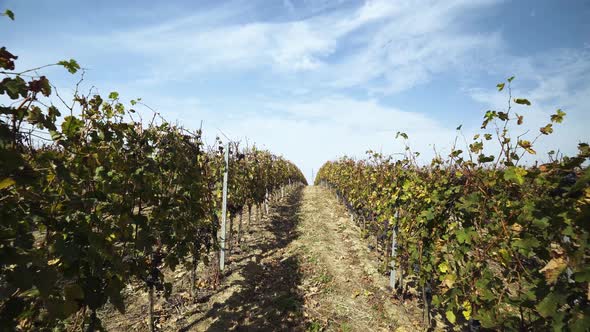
218 143 290 271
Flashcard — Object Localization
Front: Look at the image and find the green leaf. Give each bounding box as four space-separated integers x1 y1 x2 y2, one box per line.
3 9 14 20
550 311 567 331
470 141 484 154
571 313 590 332
0 47 17 70
57 59 80 74
456 124 462 130
477 154 495 163
504 166 527 185
26 106 42 124
396 132 408 139
513 236 541 255
497 83 505 91
108 91 119 99
456 228 472 244
446 310 456 324
61 116 84 138
536 291 566 318
0 76 27 99
423 209 435 220
540 124 553 135
455 229 469 243
438 262 449 273
514 98 531 106
449 149 463 158
550 109 566 123
507 76 515 82
570 168 590 194
93 166 106 182
532 218 549 230
481 110 497 129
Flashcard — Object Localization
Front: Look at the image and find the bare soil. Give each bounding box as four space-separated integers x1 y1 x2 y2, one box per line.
100 185 423 331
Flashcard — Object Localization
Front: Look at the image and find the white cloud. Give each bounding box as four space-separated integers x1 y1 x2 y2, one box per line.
84 5 344 75
208 96 456 182
325 0 504 93
79 0 502 93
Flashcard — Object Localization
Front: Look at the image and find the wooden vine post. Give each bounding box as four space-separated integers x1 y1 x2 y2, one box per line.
389 210 399 290
220 142 229 270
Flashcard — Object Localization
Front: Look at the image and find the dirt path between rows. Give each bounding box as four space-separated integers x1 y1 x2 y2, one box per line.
102 185 422 331
291 186 422 332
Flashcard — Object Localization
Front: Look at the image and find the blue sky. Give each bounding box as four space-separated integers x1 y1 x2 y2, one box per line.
2 0 589 181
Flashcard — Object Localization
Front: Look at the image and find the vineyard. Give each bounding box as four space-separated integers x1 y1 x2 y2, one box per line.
2 7 590 332
0 46 307 330
314 79 589 330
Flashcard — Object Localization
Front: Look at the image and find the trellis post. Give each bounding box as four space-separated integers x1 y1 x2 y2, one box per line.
220 142 229 270
389 209 399 289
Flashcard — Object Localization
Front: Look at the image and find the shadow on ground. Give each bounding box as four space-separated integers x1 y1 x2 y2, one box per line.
180 187 305 332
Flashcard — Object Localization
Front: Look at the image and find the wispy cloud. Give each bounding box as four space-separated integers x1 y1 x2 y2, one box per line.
82 0 502 93
324 0 504 93
219 95 457 179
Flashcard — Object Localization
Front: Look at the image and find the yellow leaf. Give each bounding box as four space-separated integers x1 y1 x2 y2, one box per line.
442 274 456 289
438 262 449 273
48 258 60 266
462 301 472 320
510 223 523 233
539 257 567 284
0 178 16 190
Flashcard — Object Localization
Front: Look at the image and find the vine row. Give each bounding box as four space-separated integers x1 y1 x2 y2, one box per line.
315 78 589 331
0 46 306 330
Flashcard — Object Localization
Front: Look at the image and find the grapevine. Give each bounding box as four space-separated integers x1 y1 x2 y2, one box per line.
315 78 589 330
0 45 306 330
